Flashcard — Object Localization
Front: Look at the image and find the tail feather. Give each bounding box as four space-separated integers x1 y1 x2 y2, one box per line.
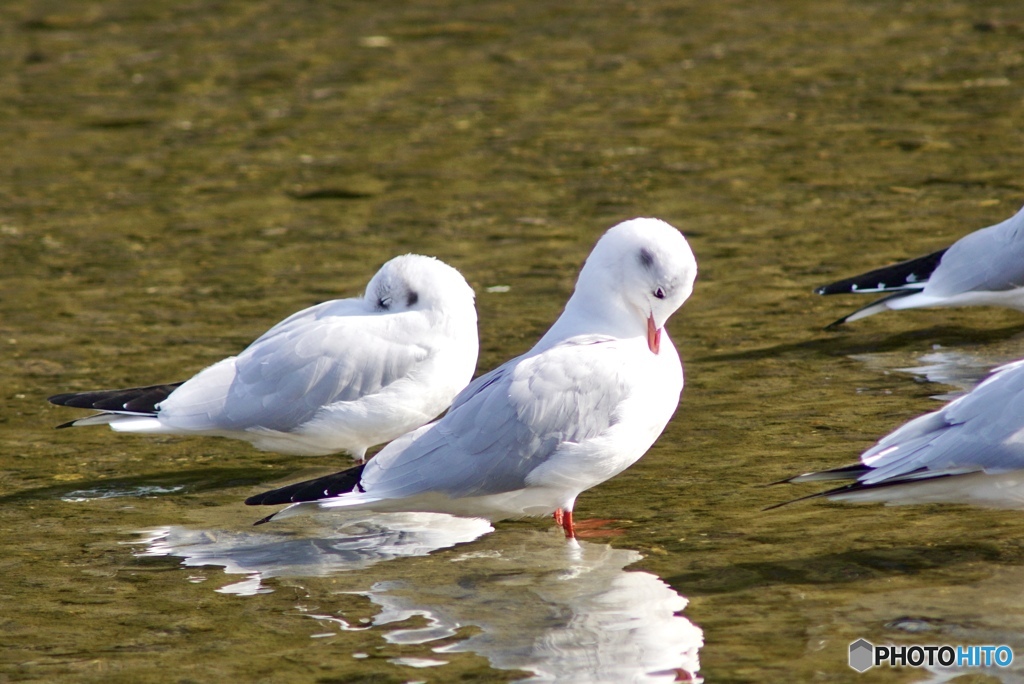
245 464 367 506
48 382 184 415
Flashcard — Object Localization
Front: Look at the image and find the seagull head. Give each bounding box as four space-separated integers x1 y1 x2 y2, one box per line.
365 254 477 319
571 218 697 353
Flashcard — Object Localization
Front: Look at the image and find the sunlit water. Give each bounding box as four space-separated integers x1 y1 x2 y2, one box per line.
4 0 1024 682
852 334 1024 401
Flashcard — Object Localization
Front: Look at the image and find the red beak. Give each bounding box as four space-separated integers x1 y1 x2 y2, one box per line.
647 314 661 354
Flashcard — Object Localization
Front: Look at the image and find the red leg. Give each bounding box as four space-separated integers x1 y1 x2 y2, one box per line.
555 509 624 539
559 509 575 539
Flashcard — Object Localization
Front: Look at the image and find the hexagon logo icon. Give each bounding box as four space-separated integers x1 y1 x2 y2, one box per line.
849 639 874 672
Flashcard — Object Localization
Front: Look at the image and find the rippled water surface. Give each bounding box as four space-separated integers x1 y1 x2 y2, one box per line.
3 1 1024 681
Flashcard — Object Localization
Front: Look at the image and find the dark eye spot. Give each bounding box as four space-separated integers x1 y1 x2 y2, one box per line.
377 297 391 311
406 291 419 307
637 248 654 270
654 287 665 299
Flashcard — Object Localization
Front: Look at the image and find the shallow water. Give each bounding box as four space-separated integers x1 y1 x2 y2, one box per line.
3 0 1024 681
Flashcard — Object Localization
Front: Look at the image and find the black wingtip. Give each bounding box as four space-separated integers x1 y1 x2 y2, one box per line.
820 290 919 330
815 281 862 297
47 382 185 413
253 512 277 526
763 492 821 511
764 486 846 510
813 248 948 297
763 464 873 509
757 474 813 488
764 483 864 511
762 475 801 488
245 463 367 507
823 315 851 331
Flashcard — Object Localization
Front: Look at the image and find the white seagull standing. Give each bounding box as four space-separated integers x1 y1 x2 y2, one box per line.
816 203 1024 328
49 254 479 461
772 358 1024 509
246 218 698 538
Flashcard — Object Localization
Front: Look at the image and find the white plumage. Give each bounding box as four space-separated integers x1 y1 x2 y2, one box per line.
817 203 1024 327
247 217 698 537
49 254 479 461
776 358 1024 508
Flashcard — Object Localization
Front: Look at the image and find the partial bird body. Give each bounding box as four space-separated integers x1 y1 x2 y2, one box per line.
817 204 1024 327
49 254 479 461
772 359 1024 508
246 218 698 537
254 332 682 521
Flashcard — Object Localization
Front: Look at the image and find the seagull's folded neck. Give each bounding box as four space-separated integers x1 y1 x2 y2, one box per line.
534 291 646 351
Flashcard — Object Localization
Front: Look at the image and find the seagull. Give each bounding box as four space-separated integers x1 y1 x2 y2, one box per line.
48 254 479 461
816 203 1024 328
771 358 1024 509
245 217 698 538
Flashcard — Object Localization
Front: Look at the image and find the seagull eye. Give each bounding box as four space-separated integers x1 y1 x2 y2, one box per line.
653 287 666 300
377 296 392 310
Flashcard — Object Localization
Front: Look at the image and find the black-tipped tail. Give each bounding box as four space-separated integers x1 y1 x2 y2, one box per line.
48 382 184 414
815 247 947 296
245 463 367 506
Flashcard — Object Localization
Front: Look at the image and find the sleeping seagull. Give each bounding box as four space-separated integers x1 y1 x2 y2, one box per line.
48 254 478 461
816 203 1024 328
771 358 1024 509
245 217 698 538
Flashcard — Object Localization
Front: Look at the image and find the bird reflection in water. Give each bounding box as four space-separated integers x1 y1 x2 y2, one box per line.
136 513 702 682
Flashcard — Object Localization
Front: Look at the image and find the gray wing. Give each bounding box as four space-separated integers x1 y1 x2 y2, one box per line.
859 359 1024 484
927 208 1024 296
165 299 429 432
360 339 629 499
